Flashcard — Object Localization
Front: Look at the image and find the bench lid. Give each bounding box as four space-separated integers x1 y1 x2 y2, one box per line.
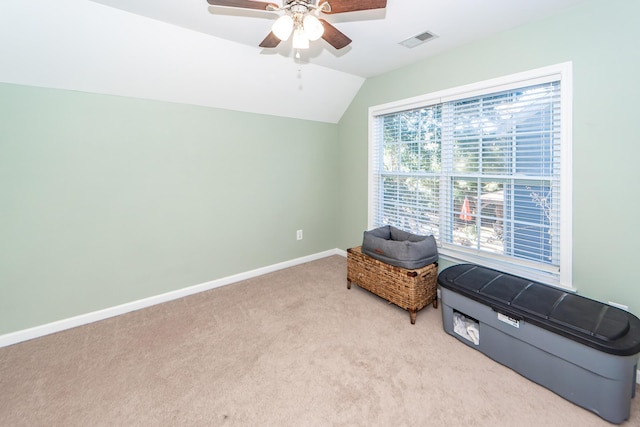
438 264 640 356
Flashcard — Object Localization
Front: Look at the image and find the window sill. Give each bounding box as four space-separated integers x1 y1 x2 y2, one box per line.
437 247 572 291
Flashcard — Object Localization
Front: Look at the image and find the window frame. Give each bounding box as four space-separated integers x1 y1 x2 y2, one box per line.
368 62 573 289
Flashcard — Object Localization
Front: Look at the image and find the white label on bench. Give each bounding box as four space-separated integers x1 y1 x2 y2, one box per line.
497 312 520 328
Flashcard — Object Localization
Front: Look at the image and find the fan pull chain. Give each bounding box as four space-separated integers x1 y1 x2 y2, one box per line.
295 49 302 73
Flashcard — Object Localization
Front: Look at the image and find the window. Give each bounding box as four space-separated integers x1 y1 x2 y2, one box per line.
369 63 572 288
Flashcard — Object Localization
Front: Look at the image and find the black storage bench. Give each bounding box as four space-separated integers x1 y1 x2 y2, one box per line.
438 263 640 424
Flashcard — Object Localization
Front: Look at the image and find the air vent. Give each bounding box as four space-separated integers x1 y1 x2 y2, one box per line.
399 31 438 48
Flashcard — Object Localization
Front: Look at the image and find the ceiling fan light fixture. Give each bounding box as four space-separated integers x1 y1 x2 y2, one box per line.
292 27 310 49
303 14 324 41
272 14 294 41
207 0 388 52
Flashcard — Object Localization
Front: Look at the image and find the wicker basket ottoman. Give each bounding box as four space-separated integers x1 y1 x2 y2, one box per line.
347 246 438 324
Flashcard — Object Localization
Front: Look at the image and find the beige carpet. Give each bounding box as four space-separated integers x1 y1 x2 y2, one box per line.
1 255 638 426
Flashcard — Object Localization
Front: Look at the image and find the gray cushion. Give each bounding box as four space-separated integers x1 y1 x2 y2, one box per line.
361 225 438 269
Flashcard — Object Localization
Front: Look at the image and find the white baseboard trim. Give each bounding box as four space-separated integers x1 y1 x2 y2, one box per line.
0 248 346 348
5 248 639 386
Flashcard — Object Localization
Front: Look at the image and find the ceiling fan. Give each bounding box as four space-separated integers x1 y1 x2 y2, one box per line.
206 0 387 50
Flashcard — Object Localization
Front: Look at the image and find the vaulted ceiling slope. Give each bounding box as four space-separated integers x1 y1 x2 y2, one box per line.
1 0 587 123
0 0 363 123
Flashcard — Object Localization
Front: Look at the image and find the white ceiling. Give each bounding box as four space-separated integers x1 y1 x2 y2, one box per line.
0 0 587 123
90 0 588 78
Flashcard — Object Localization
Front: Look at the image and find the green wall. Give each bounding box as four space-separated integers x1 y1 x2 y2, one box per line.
3 0 640 337
0 84 338 335
337 0 640 310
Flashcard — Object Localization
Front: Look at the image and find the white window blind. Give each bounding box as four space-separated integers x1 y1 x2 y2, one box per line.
369 64 572 287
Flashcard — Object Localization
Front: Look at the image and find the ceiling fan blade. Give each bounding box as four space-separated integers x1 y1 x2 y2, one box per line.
323 0 387 14
319 19 352 50
259 31 281 48
207 0 278 11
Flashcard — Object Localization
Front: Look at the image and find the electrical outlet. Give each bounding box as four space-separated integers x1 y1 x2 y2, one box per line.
296 230 303 240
